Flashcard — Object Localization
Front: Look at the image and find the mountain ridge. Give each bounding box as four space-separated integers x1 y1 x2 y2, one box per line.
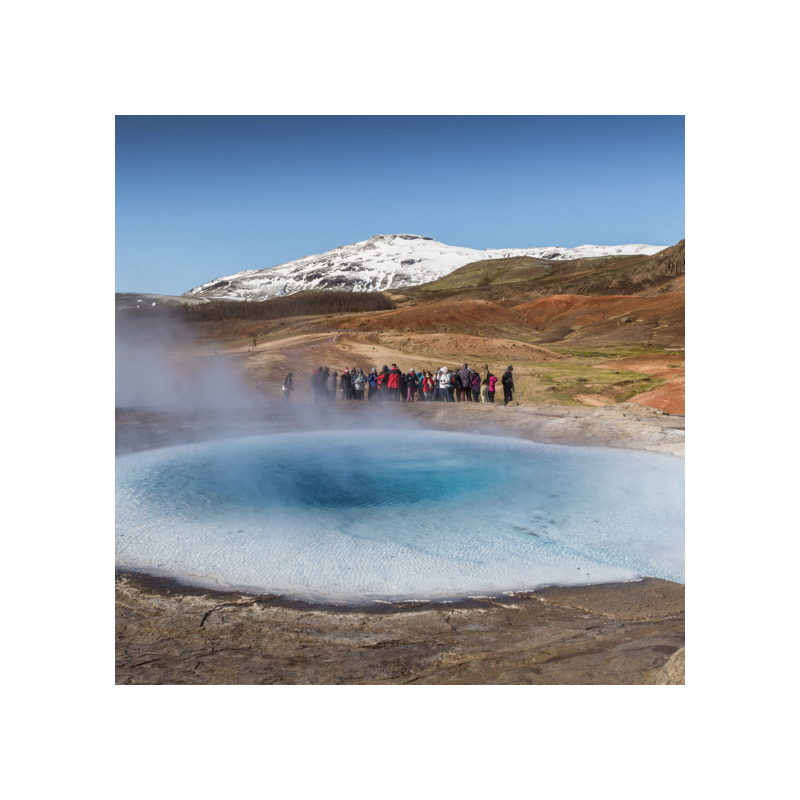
183 234 670 301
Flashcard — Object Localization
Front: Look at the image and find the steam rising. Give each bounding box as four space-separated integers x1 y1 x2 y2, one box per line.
115 314 257 412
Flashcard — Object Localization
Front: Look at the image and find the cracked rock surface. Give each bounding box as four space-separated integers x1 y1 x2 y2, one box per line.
116 574 684 685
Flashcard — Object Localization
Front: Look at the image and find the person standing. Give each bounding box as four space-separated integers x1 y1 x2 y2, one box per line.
404 370 418 402
377 365 389 403
311 367 323 402
457 363 472 402
282 372 293 400
326 370 338 402
438 367 453 402
253 338 257 349
387 363 403 401
340 368 352 401
502 365 514 406
353 368 366 400
367 367 378 403
470 370 481 402
423 372 434 400
414 368 425 401
321 367 330 400
488 373 497 403
480 364 490 403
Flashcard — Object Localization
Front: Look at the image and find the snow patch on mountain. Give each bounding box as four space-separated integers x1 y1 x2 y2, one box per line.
183 234 669 301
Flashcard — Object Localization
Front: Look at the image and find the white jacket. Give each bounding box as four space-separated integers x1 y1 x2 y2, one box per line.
437 370 452 389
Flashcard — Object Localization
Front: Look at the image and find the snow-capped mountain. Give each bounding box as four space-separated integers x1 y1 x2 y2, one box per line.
183 234 669 301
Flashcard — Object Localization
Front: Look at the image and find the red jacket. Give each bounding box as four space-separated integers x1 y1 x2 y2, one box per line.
387 368 403 389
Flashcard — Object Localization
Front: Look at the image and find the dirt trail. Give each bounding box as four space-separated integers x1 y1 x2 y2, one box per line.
236 331 560 393
339 332 560 370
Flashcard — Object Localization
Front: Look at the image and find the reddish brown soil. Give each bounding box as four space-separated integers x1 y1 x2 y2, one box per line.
347 299 530 339
627 378 685 416
595 354 685 415
513 292 685 346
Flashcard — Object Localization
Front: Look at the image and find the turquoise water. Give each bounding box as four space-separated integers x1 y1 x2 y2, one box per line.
116 431 685 603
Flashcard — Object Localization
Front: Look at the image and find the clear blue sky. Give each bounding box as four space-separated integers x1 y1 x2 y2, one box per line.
116 115 684 295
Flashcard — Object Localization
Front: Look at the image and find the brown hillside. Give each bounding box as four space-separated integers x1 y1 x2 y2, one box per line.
407 240 686 303
346 299 533 340
341 332 563 363
512 292 685 347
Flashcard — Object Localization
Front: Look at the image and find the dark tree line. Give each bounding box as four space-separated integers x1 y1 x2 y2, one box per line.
118 290 395 324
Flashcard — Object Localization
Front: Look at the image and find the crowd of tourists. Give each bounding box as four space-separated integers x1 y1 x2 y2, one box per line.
296 363 515 405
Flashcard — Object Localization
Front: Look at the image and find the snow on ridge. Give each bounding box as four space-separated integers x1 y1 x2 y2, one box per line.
183 234 669 301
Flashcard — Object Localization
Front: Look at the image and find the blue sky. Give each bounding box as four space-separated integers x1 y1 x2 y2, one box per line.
116 116 684 295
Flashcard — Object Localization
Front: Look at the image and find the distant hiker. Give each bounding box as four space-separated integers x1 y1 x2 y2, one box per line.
470 370 481 402
488 373 497 403
457 363 472 402
253 338 257 349
502 366 514 406
340 368 353 401
480 364 490 403
282 372 293 400
326 370 338 402
387 363 403 401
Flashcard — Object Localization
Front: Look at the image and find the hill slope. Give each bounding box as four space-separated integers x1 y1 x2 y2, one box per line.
407 239 685 303
513 292 685 347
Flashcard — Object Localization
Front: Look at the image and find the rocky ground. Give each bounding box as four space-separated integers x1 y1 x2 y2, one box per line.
116 399 685 457
116 574 684 685
116 401 685 685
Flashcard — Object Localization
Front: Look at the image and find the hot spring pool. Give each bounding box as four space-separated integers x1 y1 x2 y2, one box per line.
116 431 684 603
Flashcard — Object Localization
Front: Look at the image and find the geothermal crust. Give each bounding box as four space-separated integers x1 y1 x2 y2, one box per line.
115 401 685 685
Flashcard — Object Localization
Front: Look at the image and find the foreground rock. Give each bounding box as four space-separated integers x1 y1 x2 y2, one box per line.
654 646 685 684
116 574 684 685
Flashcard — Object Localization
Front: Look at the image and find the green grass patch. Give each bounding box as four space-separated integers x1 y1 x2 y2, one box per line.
509 357 667 407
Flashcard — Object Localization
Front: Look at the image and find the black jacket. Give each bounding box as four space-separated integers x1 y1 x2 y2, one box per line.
502 370 514 389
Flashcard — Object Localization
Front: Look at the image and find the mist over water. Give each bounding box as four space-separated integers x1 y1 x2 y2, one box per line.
115 314 258 412
116 431 685 603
